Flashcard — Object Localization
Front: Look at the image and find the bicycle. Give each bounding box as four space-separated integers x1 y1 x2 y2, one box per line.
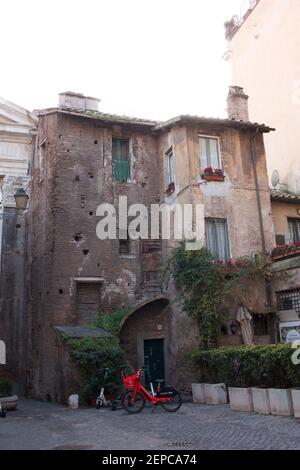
96 368 119 410
121 367 182 414
95 366 129 411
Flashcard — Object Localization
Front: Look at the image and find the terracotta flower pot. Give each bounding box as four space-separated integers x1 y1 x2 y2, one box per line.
202 174 225 182
165 182 175 197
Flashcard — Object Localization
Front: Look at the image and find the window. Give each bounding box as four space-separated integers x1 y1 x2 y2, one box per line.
277 288 300 314
76 281 101 323
275 234 285 246
166 148 175 184
205 218 230 261
39 138 46 180
288 218 300 243
199 136 221 170
112 138 130 182
253 314 269 336
143 271 160 284
119 238 130 255
119 228 131 255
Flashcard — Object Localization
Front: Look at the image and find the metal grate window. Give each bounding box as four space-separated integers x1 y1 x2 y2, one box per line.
277 288 300 314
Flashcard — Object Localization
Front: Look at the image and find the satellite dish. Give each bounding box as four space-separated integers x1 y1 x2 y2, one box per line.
271 170 280 188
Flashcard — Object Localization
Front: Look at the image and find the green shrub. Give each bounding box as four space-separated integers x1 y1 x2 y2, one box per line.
68 307 131 404
69 337 126 404
95 308 127 335
0 378 13 397
192 344 300 388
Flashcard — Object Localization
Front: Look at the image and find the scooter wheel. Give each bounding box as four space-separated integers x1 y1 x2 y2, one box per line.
111 403 117 411
96 400 102 409
1 409 6 418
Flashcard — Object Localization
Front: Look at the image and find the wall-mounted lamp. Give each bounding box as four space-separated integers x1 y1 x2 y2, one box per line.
229 321 238 335
14 188 29 211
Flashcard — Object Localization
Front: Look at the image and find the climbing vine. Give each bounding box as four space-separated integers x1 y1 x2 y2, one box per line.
162 243 273 350
68 308 129 403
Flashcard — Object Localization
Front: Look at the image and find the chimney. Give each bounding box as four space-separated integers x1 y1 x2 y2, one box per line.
227 86 249 121
58 91 100 112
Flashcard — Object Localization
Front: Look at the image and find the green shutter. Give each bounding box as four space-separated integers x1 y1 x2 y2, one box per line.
112 138 131 182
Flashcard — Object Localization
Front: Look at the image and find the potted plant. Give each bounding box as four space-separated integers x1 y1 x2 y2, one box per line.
272 242 300 260
202 167 225 182
229 386 254 412
191 383 206 404
252 387 271 415
0 378 18 412
165 181 175 197
291 389 300 418
228 359 254 412
268 388 294 416
204 383 228 405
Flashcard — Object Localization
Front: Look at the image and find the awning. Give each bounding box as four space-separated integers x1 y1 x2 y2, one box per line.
54 325 112 339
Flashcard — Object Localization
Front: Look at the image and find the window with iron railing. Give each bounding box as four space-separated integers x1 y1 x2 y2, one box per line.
112 138 131 182
277 288 300 314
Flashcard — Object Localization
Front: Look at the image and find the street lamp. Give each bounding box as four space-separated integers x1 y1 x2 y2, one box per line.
14 188 29 211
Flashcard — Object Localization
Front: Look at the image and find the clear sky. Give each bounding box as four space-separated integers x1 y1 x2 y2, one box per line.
1 0 250 120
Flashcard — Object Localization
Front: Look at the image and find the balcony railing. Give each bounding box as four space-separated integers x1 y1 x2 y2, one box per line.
271 242 300 261
112 159 131 182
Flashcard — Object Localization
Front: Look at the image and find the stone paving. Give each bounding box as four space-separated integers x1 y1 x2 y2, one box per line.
0 398 300 450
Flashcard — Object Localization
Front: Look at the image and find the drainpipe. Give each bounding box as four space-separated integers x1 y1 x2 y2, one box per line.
250 129 272 307
250 129 266 254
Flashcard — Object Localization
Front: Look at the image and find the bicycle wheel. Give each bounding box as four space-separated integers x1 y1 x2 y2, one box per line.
121 390 145 414
161 390 182 412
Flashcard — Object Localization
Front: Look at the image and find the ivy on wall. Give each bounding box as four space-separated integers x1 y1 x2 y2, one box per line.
163 243 273 350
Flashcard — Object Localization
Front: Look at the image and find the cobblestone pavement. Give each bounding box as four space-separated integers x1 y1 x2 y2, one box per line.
1 399 300 450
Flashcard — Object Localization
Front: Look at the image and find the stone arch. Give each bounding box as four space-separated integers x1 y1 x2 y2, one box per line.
119 295 169 332
119 295 176 384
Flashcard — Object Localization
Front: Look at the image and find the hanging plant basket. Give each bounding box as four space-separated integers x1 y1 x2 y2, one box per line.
165 182 175 197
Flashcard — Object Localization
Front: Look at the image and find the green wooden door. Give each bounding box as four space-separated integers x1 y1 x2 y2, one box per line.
144 339 165 388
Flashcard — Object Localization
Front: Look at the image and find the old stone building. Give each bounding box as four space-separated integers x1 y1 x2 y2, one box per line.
155 86 275 359
24 88 278 401
0 97 37 386
26 92 164 401
270 190 300 340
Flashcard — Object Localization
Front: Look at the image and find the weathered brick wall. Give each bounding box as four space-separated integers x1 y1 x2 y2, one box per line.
0 208 26 387
26 112 163 401
26 113 276 401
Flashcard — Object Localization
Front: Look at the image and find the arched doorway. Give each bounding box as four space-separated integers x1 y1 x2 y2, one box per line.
119 296 175 385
